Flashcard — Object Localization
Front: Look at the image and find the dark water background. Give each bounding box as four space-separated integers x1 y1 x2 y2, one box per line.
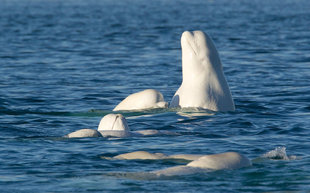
0 0 310 192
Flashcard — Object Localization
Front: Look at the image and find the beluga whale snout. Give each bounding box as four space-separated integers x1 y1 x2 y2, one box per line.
170 30 235 112
181 31 199 57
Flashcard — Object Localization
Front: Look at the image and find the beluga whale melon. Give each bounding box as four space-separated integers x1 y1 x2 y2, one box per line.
104 151 251 177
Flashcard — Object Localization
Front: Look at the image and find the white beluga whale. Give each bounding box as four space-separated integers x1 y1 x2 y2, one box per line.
112 151 167 160
113 89 168 111
65 114 177 138
153 152 251 177
64 114 129 138
65 129 102 138
104 151 251 177
170 31 235 112
97 113 131 138
186 152 251 170
107 151 204 161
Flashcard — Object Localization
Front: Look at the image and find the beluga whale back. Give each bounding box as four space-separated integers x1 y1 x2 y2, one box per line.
170 31 235 112
113 89 168 111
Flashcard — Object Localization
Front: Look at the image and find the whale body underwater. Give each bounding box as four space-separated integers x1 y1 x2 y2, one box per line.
104 151 251 176
113 30 235 112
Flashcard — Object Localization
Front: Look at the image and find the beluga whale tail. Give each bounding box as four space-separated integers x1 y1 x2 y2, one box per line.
170 31 235 112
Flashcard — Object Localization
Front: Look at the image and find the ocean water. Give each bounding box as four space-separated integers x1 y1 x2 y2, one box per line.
0 0 310 192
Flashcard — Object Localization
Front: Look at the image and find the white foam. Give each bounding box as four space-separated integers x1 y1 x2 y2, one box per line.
262 147 297 160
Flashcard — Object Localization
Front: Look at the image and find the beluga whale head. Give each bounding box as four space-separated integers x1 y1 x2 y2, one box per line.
182 31 209 81
170 30 235 112
181 31 222 81
97 114 130 137
98 114 129 131
64 114 130 138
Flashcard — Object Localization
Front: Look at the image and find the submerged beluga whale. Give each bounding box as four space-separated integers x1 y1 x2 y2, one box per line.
153 152 251 176
65 114 176 138
170 31 235 112
65 114 129 138
104 151 251 177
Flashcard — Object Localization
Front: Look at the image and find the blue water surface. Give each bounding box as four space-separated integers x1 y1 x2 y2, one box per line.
0 0 310 192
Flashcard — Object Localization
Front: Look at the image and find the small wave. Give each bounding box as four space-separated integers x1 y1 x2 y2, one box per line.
105 171 160 180
176 107 215 118
105 167 209 180
261 147 297 160
111 108 172 118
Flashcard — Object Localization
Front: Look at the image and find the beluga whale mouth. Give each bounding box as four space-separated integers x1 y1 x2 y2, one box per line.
170 30 235 112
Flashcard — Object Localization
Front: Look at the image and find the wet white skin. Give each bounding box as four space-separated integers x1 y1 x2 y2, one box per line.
170 31 235 112
104 151 251 176
113 89 168 111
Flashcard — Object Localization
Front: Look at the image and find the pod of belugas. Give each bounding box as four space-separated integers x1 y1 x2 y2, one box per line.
66 31 241 177
113 31 235 112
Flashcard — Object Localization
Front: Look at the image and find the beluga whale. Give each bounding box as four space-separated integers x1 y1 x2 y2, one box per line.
104 151 251 177
170 31 235 112
64 114 129 138
65 114 176 138
113 89 168 111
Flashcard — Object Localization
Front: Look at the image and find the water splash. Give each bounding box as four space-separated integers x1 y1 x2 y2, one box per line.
262 147 297 160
